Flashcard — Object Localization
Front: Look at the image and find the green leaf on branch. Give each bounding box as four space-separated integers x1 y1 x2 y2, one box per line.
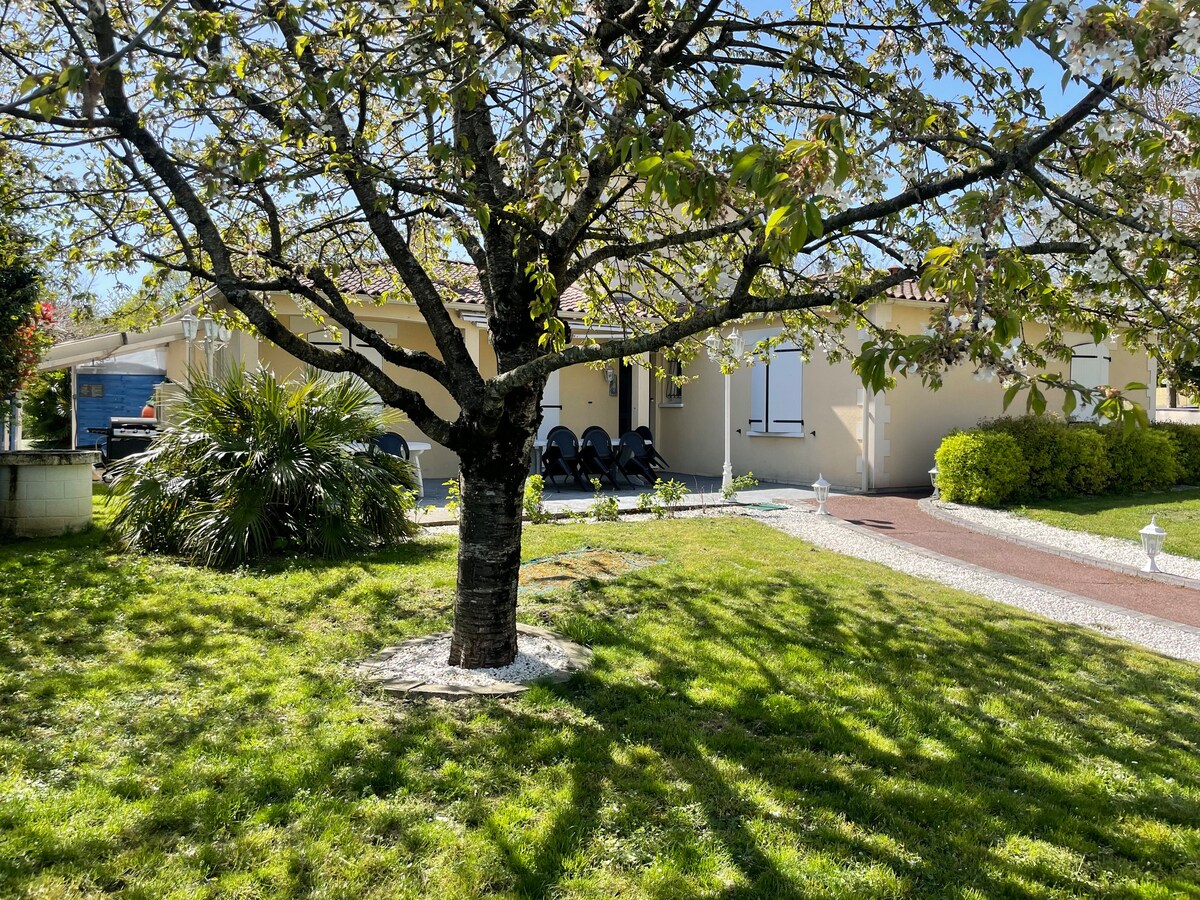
1003 382 1022 411
764 206 789 237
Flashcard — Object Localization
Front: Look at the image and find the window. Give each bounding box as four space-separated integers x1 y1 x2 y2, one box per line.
661 359 684 406
78 383 104 398
1070 341 1110 421
749 336 803 434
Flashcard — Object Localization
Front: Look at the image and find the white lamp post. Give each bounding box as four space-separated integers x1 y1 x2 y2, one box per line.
705 329 745 493
1140 515 1166 573
929 464 940 500
813 473 831 515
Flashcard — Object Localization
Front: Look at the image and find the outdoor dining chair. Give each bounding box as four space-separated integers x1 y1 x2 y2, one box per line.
542 426 590 491
580 425 625 488
635 425 670 469
371 432 410 459
617 431 661 485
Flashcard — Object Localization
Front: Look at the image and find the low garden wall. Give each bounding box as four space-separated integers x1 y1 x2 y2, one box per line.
0 450 100 538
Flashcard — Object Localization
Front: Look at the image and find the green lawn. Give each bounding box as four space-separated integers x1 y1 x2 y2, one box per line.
2 512 1200 898
1017 489 1200 560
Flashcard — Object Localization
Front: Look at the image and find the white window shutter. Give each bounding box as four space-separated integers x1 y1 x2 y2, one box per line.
767 345 804 432
348 334 383 367
1070 342 1111 421
750 359 768 433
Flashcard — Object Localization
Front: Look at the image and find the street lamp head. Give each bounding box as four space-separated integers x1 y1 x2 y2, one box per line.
728 328 745 359
180 314 198 341
216 324 233 343
198 316 216 338
813 473 831 515
704 332 722 362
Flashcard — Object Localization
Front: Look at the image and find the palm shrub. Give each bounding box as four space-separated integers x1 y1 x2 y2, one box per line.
108 366 418 567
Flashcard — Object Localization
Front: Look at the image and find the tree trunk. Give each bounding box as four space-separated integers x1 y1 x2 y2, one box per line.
448 413 538 668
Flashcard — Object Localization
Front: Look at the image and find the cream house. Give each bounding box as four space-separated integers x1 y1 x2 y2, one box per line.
40 272 1155 490
41 268 651 481
658 282 1156 490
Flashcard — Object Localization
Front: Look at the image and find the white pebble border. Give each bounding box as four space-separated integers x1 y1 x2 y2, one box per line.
734 507 1200 664
935 502 1200 581
360 632 570 688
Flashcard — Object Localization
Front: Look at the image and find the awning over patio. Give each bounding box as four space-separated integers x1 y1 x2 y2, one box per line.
38 320 187 371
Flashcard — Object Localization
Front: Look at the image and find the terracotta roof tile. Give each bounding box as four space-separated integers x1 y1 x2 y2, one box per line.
335 260 595 317
335 261 941 319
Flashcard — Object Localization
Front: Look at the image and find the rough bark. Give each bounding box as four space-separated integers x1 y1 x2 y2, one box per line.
447 386 541 669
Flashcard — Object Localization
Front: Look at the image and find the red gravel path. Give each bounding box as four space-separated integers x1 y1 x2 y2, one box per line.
822 494 1200 629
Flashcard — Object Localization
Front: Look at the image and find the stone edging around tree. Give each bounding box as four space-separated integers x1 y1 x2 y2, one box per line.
357 623 593 701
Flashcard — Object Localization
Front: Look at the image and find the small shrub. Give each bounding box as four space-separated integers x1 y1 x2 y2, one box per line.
443 477 462 518
935 431 1029 507
1061 427 1111 495
19 369 71 448
109 366 418 567
523 474 551 524
587 479 620 521
654 478 689 516
721 471 759 503
1101 425 1181 493
981 416 1110 499
1153 422 1200 485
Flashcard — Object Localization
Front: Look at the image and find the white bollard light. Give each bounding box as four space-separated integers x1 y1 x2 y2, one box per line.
1140 515 1167 573
813 473 831 516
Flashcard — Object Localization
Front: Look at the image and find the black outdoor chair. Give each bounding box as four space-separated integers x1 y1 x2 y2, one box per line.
635 425 670 469
371 432 410 459
617 431 660 485
580 425 625 488
542 426 589 491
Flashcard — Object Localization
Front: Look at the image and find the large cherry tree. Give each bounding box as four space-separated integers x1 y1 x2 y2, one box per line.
2 0 1199 666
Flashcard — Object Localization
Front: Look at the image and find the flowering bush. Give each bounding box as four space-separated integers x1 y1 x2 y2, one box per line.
0 247 51 397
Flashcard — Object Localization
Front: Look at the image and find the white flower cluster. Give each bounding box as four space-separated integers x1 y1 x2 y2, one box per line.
1059 4 1200 82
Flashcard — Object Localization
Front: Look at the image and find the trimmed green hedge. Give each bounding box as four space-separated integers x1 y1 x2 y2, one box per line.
936 416 1198 506
935 431 1029 507
1152 422 1200 485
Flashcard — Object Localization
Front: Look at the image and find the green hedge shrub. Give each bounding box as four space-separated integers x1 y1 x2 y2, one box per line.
1062 427 1112 495
1100 425 1181 493
1153 422 1200 485
979 416 1111 498
935 431 1030 507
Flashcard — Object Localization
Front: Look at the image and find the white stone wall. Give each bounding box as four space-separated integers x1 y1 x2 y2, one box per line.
0 452 99 538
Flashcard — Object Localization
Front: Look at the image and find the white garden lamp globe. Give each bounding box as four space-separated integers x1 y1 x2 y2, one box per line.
1140 515 1167 573
813 473 831 516
929 464 939 500
727 328 745 359
180 314 199 341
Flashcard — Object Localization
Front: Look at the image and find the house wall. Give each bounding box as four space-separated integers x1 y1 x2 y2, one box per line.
871 305 1156 488
655 339 864 489
559 363 619 438
654 303 1155 491
74 373 165 449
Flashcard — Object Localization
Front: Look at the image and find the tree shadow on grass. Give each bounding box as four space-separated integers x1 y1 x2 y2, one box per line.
4 525 1200 897
463 563 1200 897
